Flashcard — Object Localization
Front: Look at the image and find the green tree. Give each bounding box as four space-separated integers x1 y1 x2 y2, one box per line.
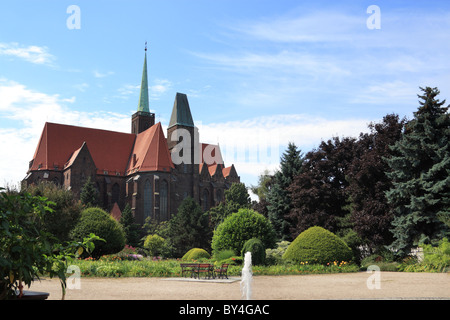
211 208 276 255
266 142 303 241
119 204 141 247
166 197 211 257
70 207 125 258
80 176 99 208
23 181 81 243
386 87 450 256
208 182 251 229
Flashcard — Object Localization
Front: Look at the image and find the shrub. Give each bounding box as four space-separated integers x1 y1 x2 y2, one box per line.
70 207 125 258
144 234 166 257
241 238 266 265
181 248 211 261
213 249 236 262
211 208 276 255
283 226 353 265
266 241 291 265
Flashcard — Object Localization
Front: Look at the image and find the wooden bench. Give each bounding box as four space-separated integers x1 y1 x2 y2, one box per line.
195 264 214 279
180 263 199 278
214 263 229 279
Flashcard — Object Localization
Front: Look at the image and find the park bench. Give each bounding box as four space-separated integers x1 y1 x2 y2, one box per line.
180 263 199 278
214 263 229 279
195 264 214 279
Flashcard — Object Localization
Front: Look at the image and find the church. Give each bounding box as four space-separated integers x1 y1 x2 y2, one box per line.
22 48 240 224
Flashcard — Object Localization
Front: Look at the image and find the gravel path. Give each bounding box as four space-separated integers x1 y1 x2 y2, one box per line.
28 272 450 300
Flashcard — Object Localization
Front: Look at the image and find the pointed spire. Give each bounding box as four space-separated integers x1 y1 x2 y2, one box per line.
137 42 150 113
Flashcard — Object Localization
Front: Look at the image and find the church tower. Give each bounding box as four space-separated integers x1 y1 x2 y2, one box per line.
131 43 155 134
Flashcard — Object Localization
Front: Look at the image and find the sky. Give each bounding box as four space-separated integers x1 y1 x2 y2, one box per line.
1 0 450 194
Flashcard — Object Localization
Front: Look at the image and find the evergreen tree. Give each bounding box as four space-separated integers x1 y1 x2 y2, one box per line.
119 203 141 247
166 197 211 257
208 182 251 229
386 87 450 256
267 142 303 240
80 176 99 208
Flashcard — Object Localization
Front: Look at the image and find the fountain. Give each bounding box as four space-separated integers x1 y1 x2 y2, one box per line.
240 251 253 300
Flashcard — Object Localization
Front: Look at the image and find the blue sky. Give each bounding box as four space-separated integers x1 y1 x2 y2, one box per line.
1 0 450 193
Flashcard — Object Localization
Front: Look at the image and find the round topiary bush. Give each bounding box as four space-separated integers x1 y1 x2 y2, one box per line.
70 207 126 258
241 238 266 265
144 234 166 257
282 226 353 265
182 248 211 261
211 208 276 255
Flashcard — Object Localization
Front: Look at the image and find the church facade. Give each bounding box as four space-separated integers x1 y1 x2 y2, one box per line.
22 49 240 224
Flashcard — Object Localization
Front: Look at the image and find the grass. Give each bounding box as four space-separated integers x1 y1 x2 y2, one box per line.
70 258 360 278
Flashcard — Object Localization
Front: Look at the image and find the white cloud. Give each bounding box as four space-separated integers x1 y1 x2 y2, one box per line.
93 70 115 78
0 79 130 188
197 114 370 177
0 42 56 66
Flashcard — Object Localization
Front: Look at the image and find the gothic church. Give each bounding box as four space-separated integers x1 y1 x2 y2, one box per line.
23 49 240 224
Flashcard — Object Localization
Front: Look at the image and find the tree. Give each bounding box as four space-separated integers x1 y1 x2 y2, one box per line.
266 142 304 240
386 87 450 256
251 170 273 217
23 181 81 243
80 176 99 208
70 207 125 258
208 182 251 229
166 197 211 257
288 137 356 238
119 204 141 247
347 114 406 250
211 208 276 255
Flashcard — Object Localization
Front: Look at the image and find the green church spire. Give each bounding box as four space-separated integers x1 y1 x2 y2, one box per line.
137 43 150 113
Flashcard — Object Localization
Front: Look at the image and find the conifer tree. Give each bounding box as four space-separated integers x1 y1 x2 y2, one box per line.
119 203 141 247
386 87 450 256
80 176 99 208
267 142 303 240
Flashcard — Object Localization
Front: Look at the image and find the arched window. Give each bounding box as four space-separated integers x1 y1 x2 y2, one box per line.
202 189 209 211
160 180 168 221
144 179 153 219
112 183 120 205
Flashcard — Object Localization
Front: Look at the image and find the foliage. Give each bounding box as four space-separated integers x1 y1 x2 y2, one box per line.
0 189 100 299
288 137 356 238
265 241 290 265
211 208 276 255
347 114 406 250
80 176 100 208
422 238 450 271
267 142 303 240
213 249 236 261
143 234 166 257
386 87 450 256
209 183 252 229
70 207 125 259
283 226 353 265
119 204 141 247
241 238 266 265
165 197 211 257
181 248 211 261
23 181 82 242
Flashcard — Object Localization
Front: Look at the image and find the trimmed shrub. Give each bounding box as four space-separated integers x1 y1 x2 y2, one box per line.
182 248 211 261
283 226 353 264
241 238 266 265
211 208 276 255
144 234 166 257
70 207 125 258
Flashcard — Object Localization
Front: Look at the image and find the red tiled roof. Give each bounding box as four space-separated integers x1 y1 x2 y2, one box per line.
30 122 136 175
126 122 174 173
